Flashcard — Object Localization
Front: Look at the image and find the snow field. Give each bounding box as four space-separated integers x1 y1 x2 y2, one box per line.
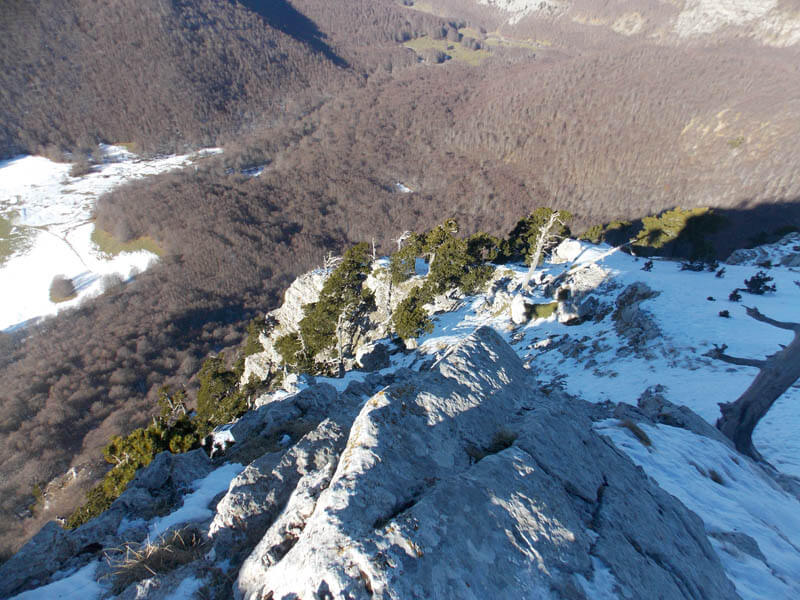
0 145 221 331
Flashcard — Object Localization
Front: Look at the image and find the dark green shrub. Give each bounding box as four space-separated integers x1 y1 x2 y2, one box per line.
389 233 423 285
66 387 201 529
393 285 434 340
633 207 723 259
297 243 375 359
467 232 502 263
242 316 267 358
275 333 305 367
744 271 776 295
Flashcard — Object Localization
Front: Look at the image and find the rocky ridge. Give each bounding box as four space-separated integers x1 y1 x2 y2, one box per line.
5 235 800 599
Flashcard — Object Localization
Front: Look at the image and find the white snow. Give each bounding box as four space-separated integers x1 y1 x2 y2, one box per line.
478 0 564 24
9 560 104 600
394 182 413 193
596 420 800 600
0 145 221 331
675 0 776 37
149 462 243 538
171 576 205 599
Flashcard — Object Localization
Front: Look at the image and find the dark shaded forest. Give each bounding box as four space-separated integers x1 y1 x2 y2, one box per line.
2 0 800 559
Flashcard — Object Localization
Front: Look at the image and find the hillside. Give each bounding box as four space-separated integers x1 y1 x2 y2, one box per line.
3 233 800 598
2 0 800 562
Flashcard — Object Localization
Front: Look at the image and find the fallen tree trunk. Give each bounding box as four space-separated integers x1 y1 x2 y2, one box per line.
705 306 800 460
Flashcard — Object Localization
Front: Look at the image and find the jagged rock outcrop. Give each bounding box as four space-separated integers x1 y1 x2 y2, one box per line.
613 282 661 355
4 327 741 599
234 327 737 600
726 232 800 267
242 262 419 385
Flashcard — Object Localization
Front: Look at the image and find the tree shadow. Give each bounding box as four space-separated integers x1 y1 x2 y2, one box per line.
597 199 800 261
240 0 349 68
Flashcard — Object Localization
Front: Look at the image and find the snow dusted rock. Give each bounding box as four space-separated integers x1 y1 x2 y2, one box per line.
210 419 347 564
235 326 737 600
613 282 661 355
557 294 601 324
510 292 533 324
0 521 76 598
726 232 800 267
423 289 464 315
356 342 390 371
633 385 733 448
550 238 584 264
274 270 328 333
546 262 610 299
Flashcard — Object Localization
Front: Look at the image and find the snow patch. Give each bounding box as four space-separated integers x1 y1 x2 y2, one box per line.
149 462 243 538
0 145 221 331
675 0 776 37
596 420 800 600
478 0 565 24
9 560 104 600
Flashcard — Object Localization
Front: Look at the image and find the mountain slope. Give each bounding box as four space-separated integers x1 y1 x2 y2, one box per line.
0 0 352 157
4 235 800 598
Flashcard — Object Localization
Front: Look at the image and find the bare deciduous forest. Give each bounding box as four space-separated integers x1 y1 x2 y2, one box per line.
2 0 800 558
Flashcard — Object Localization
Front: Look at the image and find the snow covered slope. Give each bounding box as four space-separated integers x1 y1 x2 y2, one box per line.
0 145 220 331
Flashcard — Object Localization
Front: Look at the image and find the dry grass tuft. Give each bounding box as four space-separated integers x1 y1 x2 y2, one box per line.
106 526 208 593
619 420 652 447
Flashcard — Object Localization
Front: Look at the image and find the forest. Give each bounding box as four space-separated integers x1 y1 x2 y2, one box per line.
2 0 800 559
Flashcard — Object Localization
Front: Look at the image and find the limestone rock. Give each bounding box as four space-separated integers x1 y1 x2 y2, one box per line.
0 521 76 597
241 351 273 386
546 262 610 299
726 232 800 266
510 293 533 324
613 282 661 354
273 270 328 333
550 238 584 264
211 419 347 565
557 294 601 324
634 385 734 448
235 327 737 600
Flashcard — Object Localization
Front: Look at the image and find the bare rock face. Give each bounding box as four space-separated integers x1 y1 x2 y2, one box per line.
726 232 800 267
4 328 740 599
234 327 738 600
613 282 661 355
356 342 391 371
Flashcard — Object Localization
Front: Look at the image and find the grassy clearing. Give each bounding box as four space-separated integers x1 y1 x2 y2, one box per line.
404 36 490 66
91 226 164 257
532 302 559 320
482 33 547 50
0 212 33 267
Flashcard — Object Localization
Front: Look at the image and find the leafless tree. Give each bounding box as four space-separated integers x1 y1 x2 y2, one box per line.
704 306 800 461
522 210 569 288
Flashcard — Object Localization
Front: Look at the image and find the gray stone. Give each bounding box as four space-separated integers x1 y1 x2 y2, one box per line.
726 232 800 266
709 531 767 563
356 342 390 371
613 282 661 354
235 327 738 600
635 385 734 448
510 293 533 324
0 521 76 598
210 419 347 566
